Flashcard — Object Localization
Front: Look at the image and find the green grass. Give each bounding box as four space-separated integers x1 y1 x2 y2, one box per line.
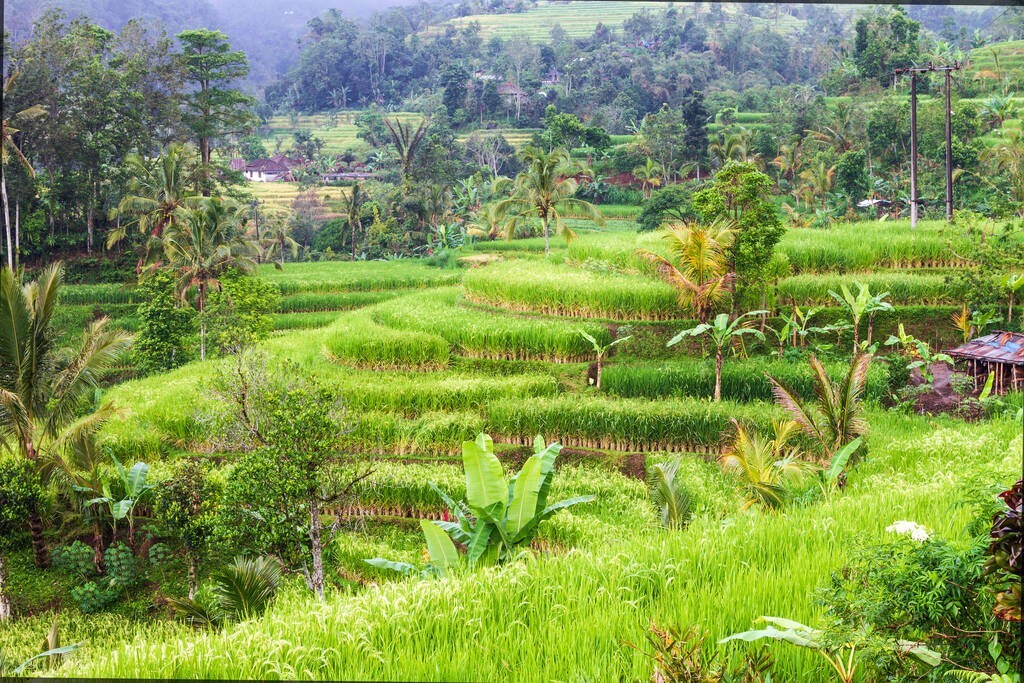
278 290 402 313
324 308 452 371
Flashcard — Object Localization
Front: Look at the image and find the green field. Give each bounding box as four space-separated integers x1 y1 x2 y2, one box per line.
430 1 808 42
5 212 1021 682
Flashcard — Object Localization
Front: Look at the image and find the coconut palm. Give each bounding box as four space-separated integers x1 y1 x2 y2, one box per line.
648 459 692 529
494 146 604 256
632 158 663 199
799 161 836 211
466 203 506 241
0 263 133 567
984 130 1024 216
161 197 257 360
341 182 367 259
720 419 810 511
2 74 46 270
767 353 872 463
107 144 199 255
668 310 767 402
638 219 736 324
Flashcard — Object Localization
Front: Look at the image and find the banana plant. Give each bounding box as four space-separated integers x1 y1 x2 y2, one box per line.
668 310 767 402
815 437 862 497
1001 273 1024 325
720 616 939 683
829 282 893 352
578 329 631 389
367 434 594 575
77 456 154 544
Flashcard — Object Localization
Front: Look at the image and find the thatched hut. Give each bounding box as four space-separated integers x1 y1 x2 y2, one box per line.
947 331 1024 394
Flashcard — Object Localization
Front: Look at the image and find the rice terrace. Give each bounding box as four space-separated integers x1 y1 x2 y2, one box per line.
1 1 1022 681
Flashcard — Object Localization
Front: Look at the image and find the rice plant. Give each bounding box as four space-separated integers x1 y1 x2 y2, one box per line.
370 288 611 362
486 395 783 453
601 358 888 404
322 309 451 370
463 260 678 320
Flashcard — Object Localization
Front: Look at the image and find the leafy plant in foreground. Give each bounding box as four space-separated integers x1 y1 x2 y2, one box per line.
720 419 811 511
367 433 594 575
648 460 692 530
168 555 281 627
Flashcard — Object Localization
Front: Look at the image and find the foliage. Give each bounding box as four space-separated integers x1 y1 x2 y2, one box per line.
637 185 697 233
648 460 692 530
640 220 736 324
0 262 133 567
720 420 811 511
205 270 281 353
668 311 767 402
693 161 784 294
168 555 281 627
985 480 1023 623
767 353 872 462
133 269 195 375
633 622 773 683
77 455 154 544
367 433 593 575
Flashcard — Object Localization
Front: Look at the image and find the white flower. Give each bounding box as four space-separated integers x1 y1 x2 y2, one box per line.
886 520 930 541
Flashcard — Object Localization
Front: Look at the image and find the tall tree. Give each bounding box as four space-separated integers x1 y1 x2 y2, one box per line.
495 146 603 256
1 74 45 270
161 197 257 360
0 263 133 567
177 30 255 194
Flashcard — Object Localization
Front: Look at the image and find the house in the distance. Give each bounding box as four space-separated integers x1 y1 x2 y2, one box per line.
232 157 295 182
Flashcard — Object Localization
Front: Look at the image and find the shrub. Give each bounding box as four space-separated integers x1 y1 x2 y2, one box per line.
69 581 119 614
133 270 195 374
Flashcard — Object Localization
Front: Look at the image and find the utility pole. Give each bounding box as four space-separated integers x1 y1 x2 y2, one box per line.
894 61 964 227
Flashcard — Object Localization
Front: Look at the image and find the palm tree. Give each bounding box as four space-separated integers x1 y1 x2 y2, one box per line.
161 197 257 360
2 74 46 271
383 116 429 191
632 158 663 199
494 146 604 256
341 182 366 259
0 263 133 567
766 353 872 463
466 203 506 241
667 310 767 402
799 161 836 211
107 144 199 256
772 142 804 186
638 219 735 324
721 419 810 511
984 130 1024 216
648 459 692 529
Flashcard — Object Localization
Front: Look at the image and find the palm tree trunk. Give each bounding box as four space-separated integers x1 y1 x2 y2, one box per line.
714 347 723 402
1009 291 1014 324
351 220 357 260
542 215 550 256
2 170 12 270
28 512 50 568
199 284 207 362
852 316 859 352
0 554 10 620
14 203 19 270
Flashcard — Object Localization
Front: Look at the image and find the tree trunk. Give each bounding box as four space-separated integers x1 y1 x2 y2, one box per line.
351 220 357 260
1009 291 1014 325
14 203 19 270
867 313 875 347
200 137 212 197
28 511 50 568
542 215 550 256
852 316 859 352
187 553 199 600
596 357 603 390
2 170 12 270
86 203 95 255
92 521 104 570
308 497 325 602
714 347 723 402
0 554 11 621
199 284 207 362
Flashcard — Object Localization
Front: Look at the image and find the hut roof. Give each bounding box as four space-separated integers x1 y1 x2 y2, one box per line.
947 331 1024 366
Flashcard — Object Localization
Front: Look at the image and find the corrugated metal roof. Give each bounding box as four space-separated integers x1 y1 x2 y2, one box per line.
947 331 1024 365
